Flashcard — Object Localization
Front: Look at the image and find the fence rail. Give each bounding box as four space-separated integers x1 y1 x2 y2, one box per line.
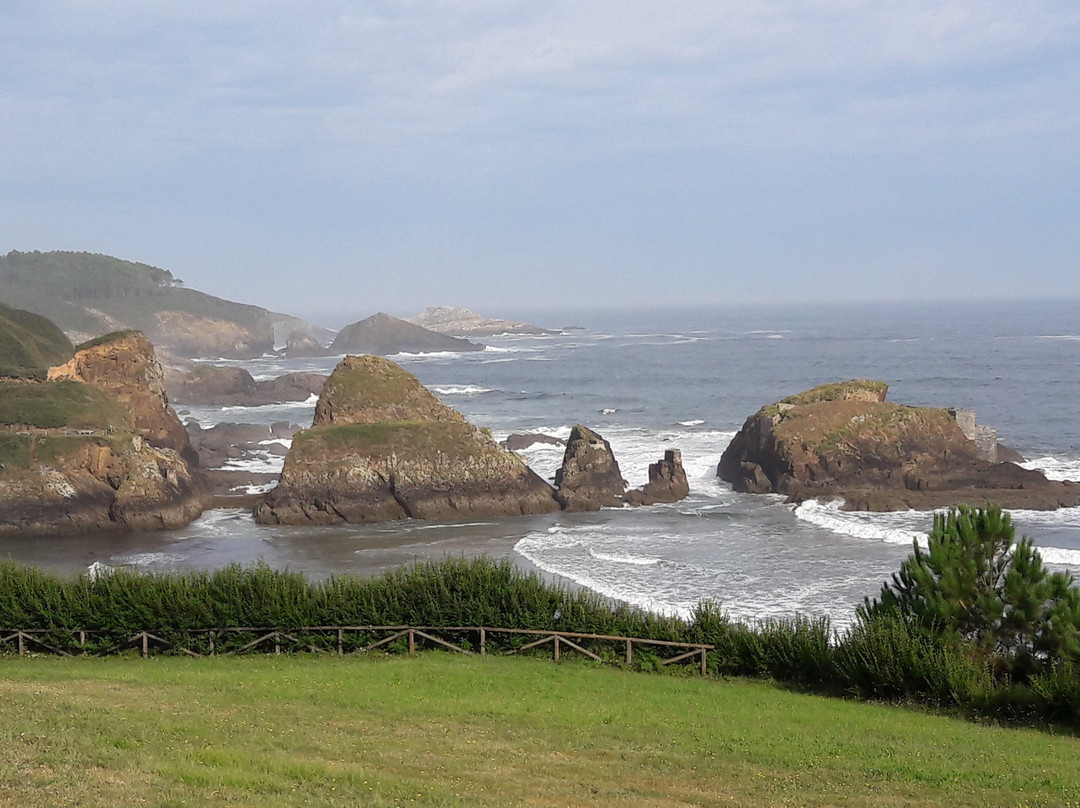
0 626 714 674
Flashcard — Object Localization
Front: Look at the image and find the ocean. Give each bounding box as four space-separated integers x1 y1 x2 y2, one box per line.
4 298 1079 633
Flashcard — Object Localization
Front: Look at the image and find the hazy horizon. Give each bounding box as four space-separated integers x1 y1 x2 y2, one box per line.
3 3 1078 317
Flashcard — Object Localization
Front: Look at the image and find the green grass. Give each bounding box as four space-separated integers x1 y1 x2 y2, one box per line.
296 420 489 461
0 653 1077 807
0 301 73 380
0 380 129 431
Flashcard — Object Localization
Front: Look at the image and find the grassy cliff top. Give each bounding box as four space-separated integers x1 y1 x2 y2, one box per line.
777 379 888 408
0 302 74 379
293 420 497 463
315 355 465 426
0 250 270 336
0 380 131 431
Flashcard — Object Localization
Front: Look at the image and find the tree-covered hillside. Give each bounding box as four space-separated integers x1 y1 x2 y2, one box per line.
0 301 74 379
0 251 275 357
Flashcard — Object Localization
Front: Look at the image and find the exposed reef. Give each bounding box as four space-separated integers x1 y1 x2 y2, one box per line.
717 379 1080 511
166 365 325 407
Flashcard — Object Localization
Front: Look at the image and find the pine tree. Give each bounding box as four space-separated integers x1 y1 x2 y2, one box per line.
861 504 1080 675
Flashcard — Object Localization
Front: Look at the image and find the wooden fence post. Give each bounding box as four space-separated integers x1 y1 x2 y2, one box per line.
337 628 344 656
700 648 707 676
408 629 415 656
141 632 148 659
479 627 486 656
625 639 633 666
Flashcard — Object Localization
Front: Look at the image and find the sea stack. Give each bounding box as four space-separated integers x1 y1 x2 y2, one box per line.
254 355 560 524
554 425 627 511
718 379 1080 511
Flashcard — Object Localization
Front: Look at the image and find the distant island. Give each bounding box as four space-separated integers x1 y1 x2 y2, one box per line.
408 305 558 337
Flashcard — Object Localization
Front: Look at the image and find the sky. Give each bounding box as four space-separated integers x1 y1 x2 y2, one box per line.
1 1 1078 326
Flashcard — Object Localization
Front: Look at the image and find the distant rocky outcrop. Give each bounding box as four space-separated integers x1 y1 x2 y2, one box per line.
166 365 326 407
500 433 566 452
0 250 276 358
554 425 627 511
269 312 336 351
254 355 559 525
186 420 299 499
328 313 484 355
282 330 326 358
0 330 208 536
409 306 558 337
717 379 1080 511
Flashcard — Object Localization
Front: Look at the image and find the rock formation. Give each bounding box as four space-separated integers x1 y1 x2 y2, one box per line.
501 433 566 452
254 355 559 524
624 450 691 506
554 426 691 510
0 331 208 536
0 250 277 359
282 330 326 358
554 425 627 511
329 313 484 355
718 379 1080 511
166 365 325 406
408 305 558 337
49 331 195 464
152 311 274 359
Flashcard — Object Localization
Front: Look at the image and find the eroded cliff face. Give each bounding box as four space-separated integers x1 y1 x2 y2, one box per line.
717 379 1080 511
48 331 194 463
151 311 275 359
255 355 559 525
0 332 208 536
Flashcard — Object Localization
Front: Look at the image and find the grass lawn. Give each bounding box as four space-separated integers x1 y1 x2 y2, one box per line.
0 653 1077 807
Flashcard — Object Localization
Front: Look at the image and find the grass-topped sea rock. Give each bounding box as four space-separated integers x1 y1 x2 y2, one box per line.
255 355 561 524
0 322 208 535
718 378 1080 511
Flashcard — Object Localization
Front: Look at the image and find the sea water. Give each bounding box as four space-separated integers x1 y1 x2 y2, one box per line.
3 299 1078 632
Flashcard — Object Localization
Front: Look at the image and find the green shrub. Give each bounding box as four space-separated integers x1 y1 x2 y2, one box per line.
860 504 1080 678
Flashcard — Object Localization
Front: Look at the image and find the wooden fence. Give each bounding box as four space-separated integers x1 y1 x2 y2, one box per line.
0 626 714 675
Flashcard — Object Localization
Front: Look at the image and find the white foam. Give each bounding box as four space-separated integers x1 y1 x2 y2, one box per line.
601 408 618 415
1020 456 1080 482
219 393 319 413
429 384 495 396
794 499 930 548
795 498 1080 570
516 527 694 619
588 548 660 566
212 453 285 475
87 560 112 581
258 438 292 448
1035 335 1080 341
678 419 705 427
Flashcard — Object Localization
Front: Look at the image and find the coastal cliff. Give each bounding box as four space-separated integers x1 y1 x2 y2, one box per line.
254 355 559 524
0 250 276 358
717 379 1080 511
0 329 208 535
